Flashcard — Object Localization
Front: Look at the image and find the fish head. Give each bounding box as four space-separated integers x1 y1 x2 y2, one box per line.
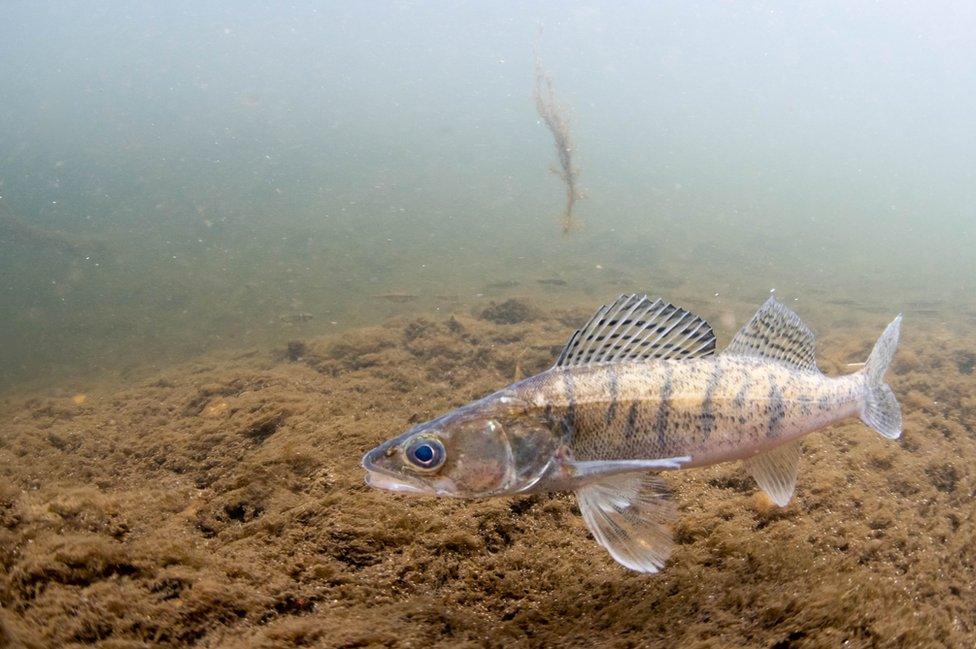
361 394 561 498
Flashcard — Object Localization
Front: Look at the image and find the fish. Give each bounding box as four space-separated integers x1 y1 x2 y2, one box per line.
278 312 314 323
362 295 903 573
485 280 521 290
0 203 101 257
537 277 568 287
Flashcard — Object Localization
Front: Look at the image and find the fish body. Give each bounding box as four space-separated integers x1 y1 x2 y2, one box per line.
279 312 314 323
362 295 903 573
510 355 864 469
485 280 521 290
537 277 568 286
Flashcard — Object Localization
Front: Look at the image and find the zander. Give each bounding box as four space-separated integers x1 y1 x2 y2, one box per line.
362 295 902 573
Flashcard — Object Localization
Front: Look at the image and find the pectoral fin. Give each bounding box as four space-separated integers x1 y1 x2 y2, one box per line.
576 472 677 573
743 441 802 507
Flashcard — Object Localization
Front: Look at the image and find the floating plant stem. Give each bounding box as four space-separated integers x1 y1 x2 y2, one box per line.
533 41 582 234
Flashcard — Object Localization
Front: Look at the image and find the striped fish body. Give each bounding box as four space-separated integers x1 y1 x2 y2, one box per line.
517 356 865 469
498 294 901 573
362 294 903 574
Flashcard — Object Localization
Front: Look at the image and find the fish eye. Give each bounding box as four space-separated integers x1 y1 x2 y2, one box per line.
405 437 445 472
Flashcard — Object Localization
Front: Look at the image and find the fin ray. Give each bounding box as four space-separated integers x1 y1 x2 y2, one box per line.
724 296 819 372
860 315 902 439
576 472 676 573
744 441 801 507
556 294 716 367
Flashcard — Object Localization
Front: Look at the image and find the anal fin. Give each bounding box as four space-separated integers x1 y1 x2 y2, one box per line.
576 472 676 573
743 441 801 507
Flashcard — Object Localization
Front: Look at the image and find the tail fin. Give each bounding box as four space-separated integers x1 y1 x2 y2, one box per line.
859 315 902 439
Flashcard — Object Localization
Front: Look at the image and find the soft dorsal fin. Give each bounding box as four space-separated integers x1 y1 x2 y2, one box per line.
723 296 820 372
555 294 716 367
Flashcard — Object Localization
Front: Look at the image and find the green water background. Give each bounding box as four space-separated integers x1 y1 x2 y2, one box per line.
1 1 973 392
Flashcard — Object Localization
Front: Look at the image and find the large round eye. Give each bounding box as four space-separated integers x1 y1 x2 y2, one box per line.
405 437 445 472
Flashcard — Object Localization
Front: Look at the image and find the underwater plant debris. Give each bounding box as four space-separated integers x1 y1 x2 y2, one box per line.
534 43 583 235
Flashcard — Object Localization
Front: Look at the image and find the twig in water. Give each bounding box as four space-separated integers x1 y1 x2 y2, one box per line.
533 39 582 234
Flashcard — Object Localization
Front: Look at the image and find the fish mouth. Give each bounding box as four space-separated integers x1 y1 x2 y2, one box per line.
363 470 429 494
361 443 433 495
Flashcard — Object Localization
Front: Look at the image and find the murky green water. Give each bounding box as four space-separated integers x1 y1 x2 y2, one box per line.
2 2 974 391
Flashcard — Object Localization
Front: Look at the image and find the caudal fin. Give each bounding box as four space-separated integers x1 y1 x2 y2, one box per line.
859 315 902 439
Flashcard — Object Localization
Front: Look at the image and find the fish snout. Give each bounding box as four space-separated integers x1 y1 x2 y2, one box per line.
360 435 404 472
362 440 435 495
360 445 381 471
361 434 425 492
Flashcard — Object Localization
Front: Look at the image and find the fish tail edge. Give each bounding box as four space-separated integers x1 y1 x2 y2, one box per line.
859 314 902 440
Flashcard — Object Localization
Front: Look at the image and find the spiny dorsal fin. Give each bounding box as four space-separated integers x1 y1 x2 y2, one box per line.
723 296 819 372
743 440 802 507
555 294 716 367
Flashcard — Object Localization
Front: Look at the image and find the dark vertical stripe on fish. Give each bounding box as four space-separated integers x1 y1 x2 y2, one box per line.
655 363 674 448
701 360 723 441
543 403 554 427
768 379 785 437
733 375 751 409
605 365 619 426
562 370 576 433
624 401 639 439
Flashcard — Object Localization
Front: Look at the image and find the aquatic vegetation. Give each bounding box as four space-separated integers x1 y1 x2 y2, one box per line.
480 298 540 324
2 304 975 646
533 41 582 234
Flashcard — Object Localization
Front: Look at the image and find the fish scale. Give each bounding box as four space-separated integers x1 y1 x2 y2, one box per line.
519 356 864 467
